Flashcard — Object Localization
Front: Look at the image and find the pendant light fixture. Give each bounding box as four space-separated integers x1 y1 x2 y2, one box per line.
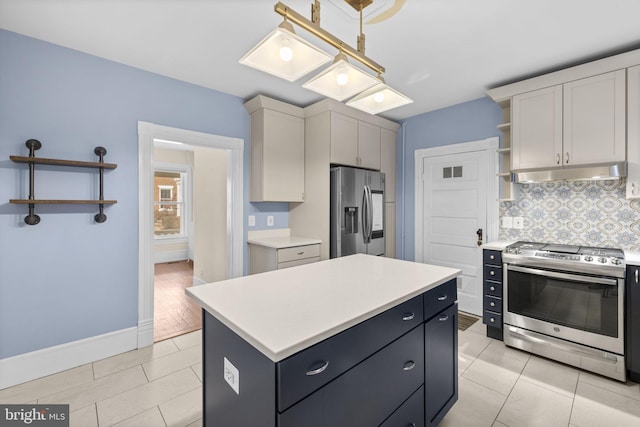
240 1 413 114
239 18 332 82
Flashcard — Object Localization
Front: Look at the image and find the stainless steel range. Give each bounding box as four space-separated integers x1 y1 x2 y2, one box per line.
502 241 626 381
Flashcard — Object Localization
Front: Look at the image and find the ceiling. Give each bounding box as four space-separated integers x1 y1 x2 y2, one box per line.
1 0 640 121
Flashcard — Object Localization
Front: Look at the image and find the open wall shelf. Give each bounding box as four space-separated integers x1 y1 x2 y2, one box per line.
9 139 117 225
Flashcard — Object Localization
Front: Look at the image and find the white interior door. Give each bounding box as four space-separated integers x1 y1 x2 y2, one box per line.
415 138 498 316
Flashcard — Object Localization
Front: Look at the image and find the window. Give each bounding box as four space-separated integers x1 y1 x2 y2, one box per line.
154 170 186 237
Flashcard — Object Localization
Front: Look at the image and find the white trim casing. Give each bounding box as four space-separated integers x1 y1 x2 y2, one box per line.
0 327 137 390
137 121 244 349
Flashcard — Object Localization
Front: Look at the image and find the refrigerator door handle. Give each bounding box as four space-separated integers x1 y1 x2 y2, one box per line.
362 185 371 243
367 185 373 242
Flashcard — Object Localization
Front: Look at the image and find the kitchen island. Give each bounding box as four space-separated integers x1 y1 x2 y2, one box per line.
187 254 461 427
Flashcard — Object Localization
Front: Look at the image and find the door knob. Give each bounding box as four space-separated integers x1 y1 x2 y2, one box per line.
476 228 483 246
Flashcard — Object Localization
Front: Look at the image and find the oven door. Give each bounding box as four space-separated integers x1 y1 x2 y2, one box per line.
504 264 624 355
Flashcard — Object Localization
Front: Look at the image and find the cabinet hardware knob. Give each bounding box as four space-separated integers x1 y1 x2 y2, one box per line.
438 315 449 322
297 252 304 255
490 271 495 276
408 424 416 427
490 318 495 323
490 301 495 307
490 286 495 291
632 183 636 195
556 153 560 165
490 255 495 260
403 361 416 371
306 361 329 376
402 313 415 321
437 295 448 301
566 152 570 164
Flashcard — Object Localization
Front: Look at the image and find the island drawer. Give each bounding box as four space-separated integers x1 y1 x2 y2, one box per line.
278 325 425 427
379 385 425 427
277 244 320 263
483 310 502 327
483 250 502 265
424 278 456 321
277 294 423 412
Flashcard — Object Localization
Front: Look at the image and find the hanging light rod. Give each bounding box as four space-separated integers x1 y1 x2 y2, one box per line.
273 1 385 76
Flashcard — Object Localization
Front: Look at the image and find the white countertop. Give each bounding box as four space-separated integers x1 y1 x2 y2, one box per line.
247 228 321 249
482 240 513 251
625 250 640 265
186 254 460 362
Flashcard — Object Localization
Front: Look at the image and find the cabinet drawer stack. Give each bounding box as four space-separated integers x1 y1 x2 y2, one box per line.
483 249 503 340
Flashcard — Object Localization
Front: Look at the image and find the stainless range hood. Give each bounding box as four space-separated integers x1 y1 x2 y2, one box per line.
514 162 627 183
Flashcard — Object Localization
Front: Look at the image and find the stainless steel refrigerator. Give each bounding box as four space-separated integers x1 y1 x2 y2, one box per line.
330 166 385 258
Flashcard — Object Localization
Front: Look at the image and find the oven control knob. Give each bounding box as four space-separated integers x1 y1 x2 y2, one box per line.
598 257 607 264
611 258 622 265
584 255 593 262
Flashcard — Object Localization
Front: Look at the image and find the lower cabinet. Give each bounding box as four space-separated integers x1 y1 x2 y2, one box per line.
249 243 320 274
627 265 640 382
202 279 458 427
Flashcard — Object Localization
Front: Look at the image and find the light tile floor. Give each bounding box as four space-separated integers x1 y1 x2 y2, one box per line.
1 318 639 426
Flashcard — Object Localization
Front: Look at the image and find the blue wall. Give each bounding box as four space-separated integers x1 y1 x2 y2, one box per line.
0 29 286 359
397 97 503 261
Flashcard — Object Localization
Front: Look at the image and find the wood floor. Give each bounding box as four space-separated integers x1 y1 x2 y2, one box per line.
154 260 201 342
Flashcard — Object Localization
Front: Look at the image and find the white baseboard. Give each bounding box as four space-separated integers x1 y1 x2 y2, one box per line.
192 276 207 286
0 327 138 390
154 249 189 264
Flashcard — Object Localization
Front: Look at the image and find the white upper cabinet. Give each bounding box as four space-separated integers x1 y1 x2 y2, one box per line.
627 65 640 199
512 70 626 171
330 111 381 170
563 70 626 166
245 96 305 202
512 85 563 170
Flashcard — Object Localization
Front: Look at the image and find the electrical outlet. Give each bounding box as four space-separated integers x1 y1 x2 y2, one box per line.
513 217 524 229
224 357 239 394
267 215 274 227
501 216 513 228
248 215 255 227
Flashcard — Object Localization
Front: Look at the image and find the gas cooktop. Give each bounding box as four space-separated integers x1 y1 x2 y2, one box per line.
503 241 625 277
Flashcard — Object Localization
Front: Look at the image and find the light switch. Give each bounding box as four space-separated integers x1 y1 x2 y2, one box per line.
224 357 239 394
501 217 513 228
267 215 274 227
248 215 256 227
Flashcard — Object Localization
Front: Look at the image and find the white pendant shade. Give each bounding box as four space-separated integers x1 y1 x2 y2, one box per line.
346 82 413 114
239 22 332 82
302 57 379 101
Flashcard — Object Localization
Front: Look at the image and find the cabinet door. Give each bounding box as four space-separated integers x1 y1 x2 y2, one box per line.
563 70 626 166
627 66 640 199
512 85 563 170
330 112 358 166
358 121 381 169
251 109 304 202
424 303 457 427
380 128 396 202
627 266 640 381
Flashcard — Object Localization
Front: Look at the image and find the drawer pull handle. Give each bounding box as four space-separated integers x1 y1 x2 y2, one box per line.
490 286 495 291
297 251 304 255
408 424 416 427
490 254 495 260
402 312 415 321
490 301 495 307
489 271 495 276
437 295 448 301
439 315 449 322
403 361 416 371
636 269 639 284
490 317 495 323
306 361 329 376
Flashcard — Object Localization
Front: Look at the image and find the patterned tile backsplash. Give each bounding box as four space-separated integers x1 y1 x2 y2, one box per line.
499 179 640 250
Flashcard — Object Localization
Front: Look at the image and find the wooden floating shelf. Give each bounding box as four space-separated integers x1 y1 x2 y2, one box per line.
10 199 117 205
10 155 117 169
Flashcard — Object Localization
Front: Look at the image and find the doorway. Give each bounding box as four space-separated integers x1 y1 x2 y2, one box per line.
414 137 498 315
137 122 244 348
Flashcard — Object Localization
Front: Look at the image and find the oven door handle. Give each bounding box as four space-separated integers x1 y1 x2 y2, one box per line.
507 265 618 286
